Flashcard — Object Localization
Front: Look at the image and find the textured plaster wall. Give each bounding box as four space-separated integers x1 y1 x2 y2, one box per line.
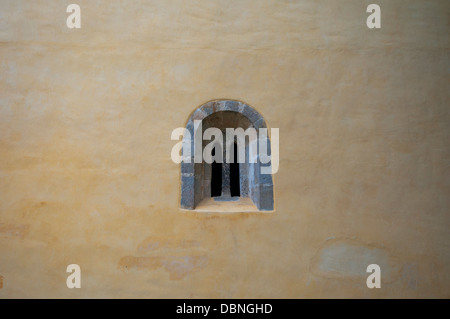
0 0 449 298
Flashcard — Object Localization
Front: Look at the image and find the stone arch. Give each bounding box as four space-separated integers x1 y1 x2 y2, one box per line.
180 100 274 211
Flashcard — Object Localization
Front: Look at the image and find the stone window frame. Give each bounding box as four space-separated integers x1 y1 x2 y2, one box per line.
180 99 274 212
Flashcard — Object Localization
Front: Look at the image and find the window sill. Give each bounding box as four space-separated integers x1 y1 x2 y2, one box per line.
181 197 273 213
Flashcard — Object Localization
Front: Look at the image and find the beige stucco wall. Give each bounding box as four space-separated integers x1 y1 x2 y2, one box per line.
0 0 449 298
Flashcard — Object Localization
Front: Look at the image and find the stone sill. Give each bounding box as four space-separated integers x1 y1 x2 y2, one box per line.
181 197 274 213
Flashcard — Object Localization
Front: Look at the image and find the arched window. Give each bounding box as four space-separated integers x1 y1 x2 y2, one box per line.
180 100 274 212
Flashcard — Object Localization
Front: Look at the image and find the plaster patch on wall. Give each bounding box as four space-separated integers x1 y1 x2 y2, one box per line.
137 236 201 254
401 262 418 289
118 255 208 280
0 223 30 239
163 255 208 280
120 236 208 280
310 238 402 283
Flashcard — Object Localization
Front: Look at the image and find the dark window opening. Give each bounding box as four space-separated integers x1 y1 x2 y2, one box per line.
230 143 240 197
211 147 222 197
